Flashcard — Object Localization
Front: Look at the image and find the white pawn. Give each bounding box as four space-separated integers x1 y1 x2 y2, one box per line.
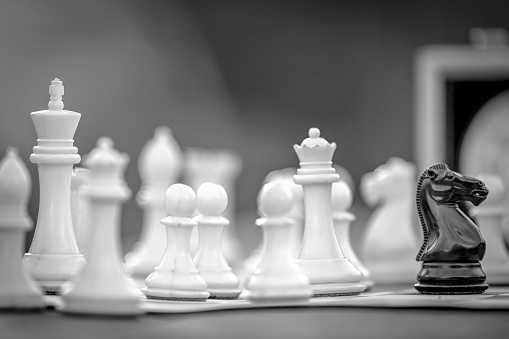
241 168 304 283
184 147 244 265
0 148 44 309
194 182 241 299
332 181 374 289
143 184 209 301
62 138 143 316
246 182 312 301
125 126 183 279
470 174 509 284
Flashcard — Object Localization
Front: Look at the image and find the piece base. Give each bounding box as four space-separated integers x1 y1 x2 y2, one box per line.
142 287 210 301
311 281 366 296
414 283 489 294
23 253 85 294
208 288 242 300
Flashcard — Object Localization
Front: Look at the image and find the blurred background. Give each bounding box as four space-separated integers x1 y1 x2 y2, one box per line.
0 0 508 258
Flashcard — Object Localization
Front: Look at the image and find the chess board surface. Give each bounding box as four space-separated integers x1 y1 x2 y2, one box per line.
3 285 509 339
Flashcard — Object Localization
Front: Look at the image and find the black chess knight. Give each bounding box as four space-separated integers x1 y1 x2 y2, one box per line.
415 163 489 294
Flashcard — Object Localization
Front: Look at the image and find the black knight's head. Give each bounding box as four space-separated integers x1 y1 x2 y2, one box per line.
423 164 488 206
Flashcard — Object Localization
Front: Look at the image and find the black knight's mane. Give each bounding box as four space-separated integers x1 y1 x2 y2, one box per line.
415 164 449 261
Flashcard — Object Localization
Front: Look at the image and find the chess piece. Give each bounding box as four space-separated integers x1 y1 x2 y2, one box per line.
184 147 243 265
332 180 374 289
294 128 365 296
245 181 312 301
62 138 143 315
23 78 85 294
193 182 241 299
125 126 183 279
264 168 304 257
360 157 421 283
469 174 509 284
142 184 209 301
0 148 44 310
70 167 91 255
242 168 304 282
415 164 489 294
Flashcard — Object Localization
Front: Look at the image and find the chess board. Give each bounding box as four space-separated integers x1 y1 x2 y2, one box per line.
43 286 509 314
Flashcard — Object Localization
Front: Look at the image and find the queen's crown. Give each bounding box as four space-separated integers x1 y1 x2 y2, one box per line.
84 137 129 180
293 128 336 164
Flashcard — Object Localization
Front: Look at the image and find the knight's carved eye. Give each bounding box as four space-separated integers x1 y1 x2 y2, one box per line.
446 172 454 180
427 169 437 179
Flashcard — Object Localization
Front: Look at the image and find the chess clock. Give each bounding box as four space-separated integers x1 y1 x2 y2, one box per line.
414 28 509 175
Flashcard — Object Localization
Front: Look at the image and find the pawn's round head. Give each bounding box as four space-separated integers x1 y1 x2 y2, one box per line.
332 181 353 212
164 183 196 217
196 182 228 216
258 181 294 217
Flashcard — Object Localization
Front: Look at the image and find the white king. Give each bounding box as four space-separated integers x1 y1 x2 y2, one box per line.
23 79 85 294
293 128 365 296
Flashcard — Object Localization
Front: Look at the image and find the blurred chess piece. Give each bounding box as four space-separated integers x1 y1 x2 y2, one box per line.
294 128 365 296
332 180 374 289
264 168 304 257
469 173 509 284
240 168 304 284
360 157 421 284
62 138 143 316
71 167 91 255
24 78 85 294
142 184 209 301
184 147 243 266
125 126 183 279
193 182 241 299
0 148 44 310
245 181 312 301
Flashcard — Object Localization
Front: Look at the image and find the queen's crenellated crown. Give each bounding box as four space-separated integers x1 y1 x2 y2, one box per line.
293 128 336 164
84 137 129 180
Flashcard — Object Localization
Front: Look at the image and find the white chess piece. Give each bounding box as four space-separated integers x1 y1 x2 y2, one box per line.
125 126 183 279
62 138 143 316
360 157 421 284
23 78 85 293
184 147 244 265
241 168 304 282
470 173 509 284
193 182 241 299
294 128 365 296
71 167 91 255
142 184 209 301
0 148 44 309
245 181 312 301
332 180 374 289
265 168 304 257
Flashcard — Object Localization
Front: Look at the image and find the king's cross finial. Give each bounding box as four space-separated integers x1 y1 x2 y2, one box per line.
48 78 64 111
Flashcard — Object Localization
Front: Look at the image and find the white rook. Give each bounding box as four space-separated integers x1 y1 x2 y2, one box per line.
23 79 85 294
294 128 365 296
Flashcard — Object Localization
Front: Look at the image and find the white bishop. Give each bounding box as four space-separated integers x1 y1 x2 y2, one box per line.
0 148 44 309
125 126 183 279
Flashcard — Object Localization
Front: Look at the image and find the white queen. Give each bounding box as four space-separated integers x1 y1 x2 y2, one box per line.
294 128 366 296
